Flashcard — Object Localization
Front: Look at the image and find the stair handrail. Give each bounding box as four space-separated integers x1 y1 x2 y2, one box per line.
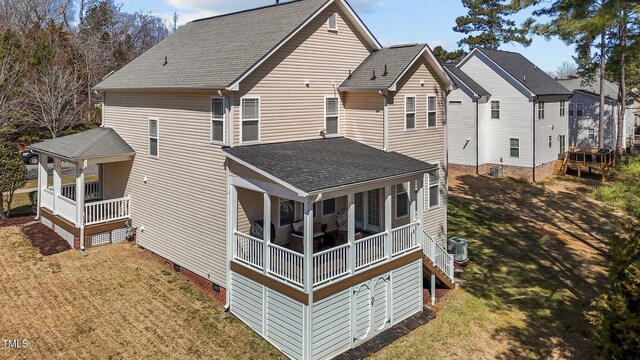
423 231 455 281
561 153 569 174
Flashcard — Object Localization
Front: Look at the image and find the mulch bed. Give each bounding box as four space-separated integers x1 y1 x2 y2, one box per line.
20 221 71 256
334 306 436 360
423 288 452 305
0 215 35 227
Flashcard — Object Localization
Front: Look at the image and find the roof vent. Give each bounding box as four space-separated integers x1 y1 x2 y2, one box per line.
383 64 388 76
523 75 526 81
371 70 376 80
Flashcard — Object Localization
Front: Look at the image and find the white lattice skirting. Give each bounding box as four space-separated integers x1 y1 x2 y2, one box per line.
41 217 53 229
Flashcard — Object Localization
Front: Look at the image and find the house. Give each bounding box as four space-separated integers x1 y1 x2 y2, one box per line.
558 77 636 150
445 48 572 181
28 1 454 359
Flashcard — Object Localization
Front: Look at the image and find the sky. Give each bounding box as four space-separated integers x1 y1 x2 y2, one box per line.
119 0 577 74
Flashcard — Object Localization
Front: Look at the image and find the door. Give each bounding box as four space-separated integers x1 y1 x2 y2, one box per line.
352 276 390 345
559 135 566 153
354 189 382 232
371 276 389 333
353 283 372 341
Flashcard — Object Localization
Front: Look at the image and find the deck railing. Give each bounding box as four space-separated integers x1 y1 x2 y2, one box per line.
84 196 131 226
55 194 77 223
424 231 454 281
354 232 387 271
313 243 349 286
61 181 101 201
268 243 304 287
233 231 264 270
391 222 419 257
41 188 54 211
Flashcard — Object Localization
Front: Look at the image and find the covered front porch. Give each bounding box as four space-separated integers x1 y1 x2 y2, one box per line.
30 128 135 250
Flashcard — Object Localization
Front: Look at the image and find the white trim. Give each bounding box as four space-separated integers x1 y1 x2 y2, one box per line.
404 95 417 131
427 94 437 128
394 182 409 219
427 163 441 210
239 96 261 144
227 0 381 91
444 68 480 99
327 12 338 32
388 46 453 92
588 127 595 140
490 100 501 119
538 100 545 120
210 96 226 145
324 95 340 136
560 100 566 117
148 117 159 158
510 138 520 158
226 153 309 197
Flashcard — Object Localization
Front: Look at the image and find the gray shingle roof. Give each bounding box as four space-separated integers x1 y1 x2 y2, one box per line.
444 64 490 97
30 128 135 160
224 137 436 193
339 44 426 90
476 48 572 96
557 78 619 100
94 0 330 90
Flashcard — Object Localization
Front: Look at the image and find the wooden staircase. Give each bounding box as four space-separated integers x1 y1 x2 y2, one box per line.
552 154 568 176
423 256 456 289
422 232 456 290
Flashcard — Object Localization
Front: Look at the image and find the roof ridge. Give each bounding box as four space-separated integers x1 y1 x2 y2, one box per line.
191 0 319 23
71 128 111 159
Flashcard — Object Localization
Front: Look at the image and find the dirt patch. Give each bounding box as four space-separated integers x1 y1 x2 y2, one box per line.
20 222 71 256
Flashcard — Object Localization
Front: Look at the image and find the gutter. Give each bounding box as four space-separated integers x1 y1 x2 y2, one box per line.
532 96 538 182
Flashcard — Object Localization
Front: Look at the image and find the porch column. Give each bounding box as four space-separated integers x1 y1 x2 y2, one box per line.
302 200 314 360
347 193 355 274
75 161 86 250
37 153 47 218
52 158 62 214
384 185 392 259
230 185 238 259
416 176 425 248
409 180 417 222
262 193 271 275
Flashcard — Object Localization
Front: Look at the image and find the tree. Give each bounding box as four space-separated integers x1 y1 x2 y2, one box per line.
432 46 467 64
0 135 26 218
0 29 23 130
554 61 578 79
453 0 533 50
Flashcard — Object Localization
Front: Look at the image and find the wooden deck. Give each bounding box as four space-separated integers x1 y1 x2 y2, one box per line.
561 147 616 182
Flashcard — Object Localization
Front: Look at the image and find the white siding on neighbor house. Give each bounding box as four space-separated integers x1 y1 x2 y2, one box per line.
386 56 447 246
568 92 617 148
535 95 569 165
391 260 423 324
447 88 478 166
233 3 374 145
312 290 352 360
230 272 264 334
266 289 304 360
104 90 229 287
461 54 534 168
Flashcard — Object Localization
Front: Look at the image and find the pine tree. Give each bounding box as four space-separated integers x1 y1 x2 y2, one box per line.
432 46 467 64
453 0 532 50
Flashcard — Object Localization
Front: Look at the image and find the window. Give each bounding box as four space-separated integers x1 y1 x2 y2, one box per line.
241 97 260 143
279 198 295 228
538 101 545 119
211 98 225 143
428 170 440 209
569 103 575 117
327 12 338 31
322 198 336 216
560 100 566 117
395 183 409 218
427 95 437 128
491 101 500 119
325 97 339 136
549 135 553 148
510 138 520 158
576 103 584 117
148 118 159 157
405 96 416 130
588 128 595 140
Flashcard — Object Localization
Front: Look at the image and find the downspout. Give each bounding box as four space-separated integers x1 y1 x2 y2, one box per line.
532 96 538 182
444 88 451 238
381 90 390 152
475 96 480 175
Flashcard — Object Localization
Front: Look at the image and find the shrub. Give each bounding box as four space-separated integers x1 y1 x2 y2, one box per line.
28 190 37 214
0 136 26 218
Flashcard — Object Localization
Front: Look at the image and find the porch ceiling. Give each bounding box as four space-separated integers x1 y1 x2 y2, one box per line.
30 127 135 162
224 137 436 194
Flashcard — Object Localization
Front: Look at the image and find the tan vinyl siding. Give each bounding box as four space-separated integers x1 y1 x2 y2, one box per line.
344 91 384 149
102 160 132 200
233 3 373 145
388 57 447 245
103 90 229 286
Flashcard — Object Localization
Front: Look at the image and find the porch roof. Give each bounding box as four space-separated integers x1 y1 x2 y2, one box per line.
223 137 436 194
30 127 135 161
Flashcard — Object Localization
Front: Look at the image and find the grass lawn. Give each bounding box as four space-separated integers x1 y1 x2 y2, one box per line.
370 173 617 359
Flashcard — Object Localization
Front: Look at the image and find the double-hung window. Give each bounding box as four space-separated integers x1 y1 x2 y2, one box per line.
211 98 225 143
491 101 500 119
569 103 575 117
538 101 545 119
241 97 260 143
405 96 416 130
510 138 520 158
427 95 437 128
576 103 584 117
149 118 159 158
588 128 595 140
325 97 339 136
560 100 566 117
428 170 440 209
395 183 409 218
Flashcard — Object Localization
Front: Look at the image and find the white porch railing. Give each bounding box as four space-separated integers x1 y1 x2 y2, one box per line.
424 231 454 281
85 196 131 226
55 194 77 223
313 243 349 286
354 232 387 271
234 231 263 270
268 243 304 287
60 181 101 201
41 188 54 211
391 222 420 257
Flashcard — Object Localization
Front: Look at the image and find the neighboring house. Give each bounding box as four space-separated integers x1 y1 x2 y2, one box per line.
445 48 572 182
558 78 636 150
29 1 454 359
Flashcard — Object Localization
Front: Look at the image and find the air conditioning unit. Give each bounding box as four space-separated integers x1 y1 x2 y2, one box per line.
448 237 469 262
489 166 503 177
